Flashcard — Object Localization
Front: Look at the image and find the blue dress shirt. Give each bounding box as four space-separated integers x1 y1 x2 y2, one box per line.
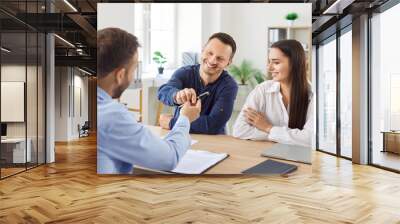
97 87 191 174
157 64 238 134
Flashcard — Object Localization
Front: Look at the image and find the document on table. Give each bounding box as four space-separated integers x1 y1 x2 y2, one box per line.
171 149 228 174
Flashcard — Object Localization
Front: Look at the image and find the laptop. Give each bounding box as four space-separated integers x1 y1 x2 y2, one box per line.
261 143 311 164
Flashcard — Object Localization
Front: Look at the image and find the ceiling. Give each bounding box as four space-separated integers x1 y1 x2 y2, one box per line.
0 0 98 74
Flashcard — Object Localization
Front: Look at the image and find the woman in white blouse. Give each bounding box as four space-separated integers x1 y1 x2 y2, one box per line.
232 39 313 147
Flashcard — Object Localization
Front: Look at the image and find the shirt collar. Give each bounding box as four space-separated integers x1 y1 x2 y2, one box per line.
97 86 112 102
266 81 281 93
197 64 226 87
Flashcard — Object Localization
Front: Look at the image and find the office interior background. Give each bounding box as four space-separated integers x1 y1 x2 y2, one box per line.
313 0 400 172
98 3 312 135
0 0 400 222
1 0 399 179
0 0 97 179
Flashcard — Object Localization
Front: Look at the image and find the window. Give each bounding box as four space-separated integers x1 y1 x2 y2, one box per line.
339 28 352 158
317 36 337 155
370 2 400 171
134 4 176 72
0 1 46 179
390 74 400 130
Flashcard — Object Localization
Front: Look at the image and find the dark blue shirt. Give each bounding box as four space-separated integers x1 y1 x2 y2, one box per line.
158 64 238 134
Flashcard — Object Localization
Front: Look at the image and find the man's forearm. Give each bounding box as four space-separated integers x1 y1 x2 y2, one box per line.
158 86 179 106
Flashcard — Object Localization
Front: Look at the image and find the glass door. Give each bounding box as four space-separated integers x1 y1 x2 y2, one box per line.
370 3 400 171
339 27 352 159
317 35 337 155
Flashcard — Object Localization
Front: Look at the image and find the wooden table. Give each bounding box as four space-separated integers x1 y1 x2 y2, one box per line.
147 126 311 175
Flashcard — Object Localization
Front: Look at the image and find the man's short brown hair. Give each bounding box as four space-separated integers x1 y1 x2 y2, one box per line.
97 27 140 78
207 32 236 59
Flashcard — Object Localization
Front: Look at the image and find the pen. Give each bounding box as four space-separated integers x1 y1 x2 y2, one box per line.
178 91 210 108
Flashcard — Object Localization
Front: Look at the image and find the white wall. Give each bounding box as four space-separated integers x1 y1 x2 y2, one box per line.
55 67 69 141
73 74 89 137
1 65 29 138
177 3 202 66
217 3 311 72
201 4 221 47
170 3 312 72
54 67 89 141
97 3 135 33
1 64 47 163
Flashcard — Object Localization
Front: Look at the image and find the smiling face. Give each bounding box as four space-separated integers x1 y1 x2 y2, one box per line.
200 38 232 78
267 47 291 84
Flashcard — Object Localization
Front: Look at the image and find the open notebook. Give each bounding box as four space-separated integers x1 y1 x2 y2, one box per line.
134 137 227 174
133 149 228 175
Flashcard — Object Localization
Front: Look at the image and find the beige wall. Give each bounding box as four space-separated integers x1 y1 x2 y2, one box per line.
1 65 37 138
54 67 89 141
1 64 46 164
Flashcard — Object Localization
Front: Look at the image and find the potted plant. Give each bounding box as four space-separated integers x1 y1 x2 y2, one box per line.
228 60 265 111
152 51 167 74
285 12 298 27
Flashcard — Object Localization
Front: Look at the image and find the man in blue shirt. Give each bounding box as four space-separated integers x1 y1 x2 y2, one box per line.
97 27 201 174
158 33 238 135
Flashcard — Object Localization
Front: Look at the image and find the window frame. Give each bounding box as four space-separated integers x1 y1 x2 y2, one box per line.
134 4 178 72
315 21 353 161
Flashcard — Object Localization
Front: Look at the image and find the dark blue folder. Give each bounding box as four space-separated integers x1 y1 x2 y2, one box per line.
242 159 298 175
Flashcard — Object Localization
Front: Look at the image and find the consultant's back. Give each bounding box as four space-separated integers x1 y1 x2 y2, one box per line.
97 88 137 174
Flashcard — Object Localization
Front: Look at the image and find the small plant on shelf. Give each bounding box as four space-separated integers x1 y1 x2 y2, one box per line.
285 12 298 27
152 51 167 74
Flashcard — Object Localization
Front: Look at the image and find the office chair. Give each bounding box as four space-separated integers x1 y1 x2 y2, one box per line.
78 121 90 138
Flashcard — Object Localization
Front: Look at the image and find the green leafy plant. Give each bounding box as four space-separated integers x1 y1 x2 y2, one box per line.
253 71 266 84
228 60 265 85
285 12 298 21
152 51 167 68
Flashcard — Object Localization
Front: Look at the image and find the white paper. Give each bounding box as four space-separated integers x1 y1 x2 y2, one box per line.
171 149 228 174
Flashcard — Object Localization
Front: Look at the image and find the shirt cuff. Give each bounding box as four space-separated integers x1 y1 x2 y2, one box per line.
175 115 190 128
172 90 181 106
268 126 280 139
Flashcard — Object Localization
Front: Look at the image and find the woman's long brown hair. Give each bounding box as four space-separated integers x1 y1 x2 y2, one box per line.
271 39 310 129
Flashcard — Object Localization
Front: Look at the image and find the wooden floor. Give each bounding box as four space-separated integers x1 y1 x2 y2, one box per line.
1 135 400 223
1 167 26 177
372 150 400 171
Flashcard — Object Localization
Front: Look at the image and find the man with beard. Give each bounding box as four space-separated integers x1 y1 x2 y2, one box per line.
158 33 238 135
97 27 201 174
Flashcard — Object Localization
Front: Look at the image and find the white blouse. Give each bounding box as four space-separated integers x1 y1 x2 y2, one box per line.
232 80 314 147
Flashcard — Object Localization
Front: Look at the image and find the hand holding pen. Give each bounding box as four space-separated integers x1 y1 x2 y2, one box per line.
179 91 210 108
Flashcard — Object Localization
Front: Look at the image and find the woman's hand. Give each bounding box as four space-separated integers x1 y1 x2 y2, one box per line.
243 107 272 133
